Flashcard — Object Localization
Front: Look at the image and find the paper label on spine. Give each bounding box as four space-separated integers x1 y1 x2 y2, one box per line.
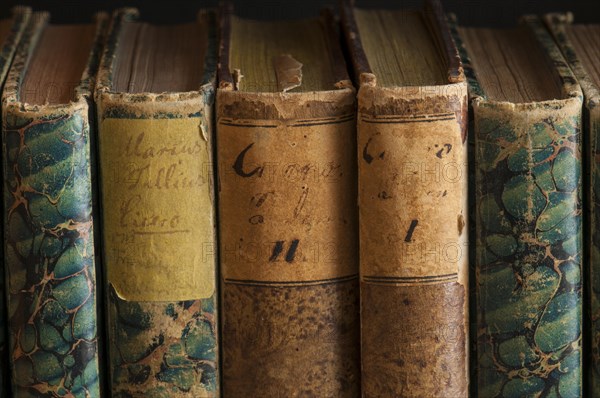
218 115 357 284
100 117 215 301
358 113 468 283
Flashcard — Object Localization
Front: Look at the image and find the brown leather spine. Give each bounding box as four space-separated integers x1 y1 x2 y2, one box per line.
222 280 359 397
217 10 360 397
362 283 466 396
342 1 470 396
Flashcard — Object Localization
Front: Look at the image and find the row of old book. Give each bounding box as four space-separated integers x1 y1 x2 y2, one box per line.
0 0 597 397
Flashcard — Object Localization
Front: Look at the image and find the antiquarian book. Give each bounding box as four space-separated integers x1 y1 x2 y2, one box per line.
95 8 219 397
545 13 600 396
0 7 30 395
341 1 469 396
452 14 584 398
2 10 106 397
217 8 360 397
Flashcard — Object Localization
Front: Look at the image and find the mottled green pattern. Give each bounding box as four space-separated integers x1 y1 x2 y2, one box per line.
108 289 218 397
591 110 600 395
0 8 30 395
545 14 600 396
2 111 101 397
476 110 583 397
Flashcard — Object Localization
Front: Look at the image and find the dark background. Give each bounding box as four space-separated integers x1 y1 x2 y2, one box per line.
1 0 600 25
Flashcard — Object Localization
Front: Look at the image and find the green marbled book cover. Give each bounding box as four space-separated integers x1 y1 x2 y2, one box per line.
587 67 600 398
453 15 584 397
545 12 600 396
95 8 219 397
0 6 30 396
1 11 107 398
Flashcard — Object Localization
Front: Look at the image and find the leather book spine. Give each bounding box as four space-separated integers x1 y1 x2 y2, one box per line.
217 11 360 397
95 8 219 397
2 11 107 397
0 7 30 395
357 85 469 397
342 1 470 396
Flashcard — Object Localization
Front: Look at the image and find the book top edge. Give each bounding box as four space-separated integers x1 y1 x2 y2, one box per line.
544 12 600 108
450 13 583 108
340 0 465 89
2 11 108 115
95 7 217 101
217 6 353 93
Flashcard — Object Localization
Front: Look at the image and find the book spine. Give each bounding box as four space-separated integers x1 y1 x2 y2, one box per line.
451 14 585 396
590 103 600 395
217 88 360 396
95 10 219 397
3 107 102 398
97 91 219 396
357 83 469 397
474 97 583 396
543 13 600 395
0 7 30 395
2 12 104 397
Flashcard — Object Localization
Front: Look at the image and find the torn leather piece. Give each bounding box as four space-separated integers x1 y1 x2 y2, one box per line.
273 53 302 92
232 68 243 90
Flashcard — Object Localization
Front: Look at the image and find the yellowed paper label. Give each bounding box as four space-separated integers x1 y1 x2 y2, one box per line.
218 115 357 284
358 113 468 283
100 117 216 301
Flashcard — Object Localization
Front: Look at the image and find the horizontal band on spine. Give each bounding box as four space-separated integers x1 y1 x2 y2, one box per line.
224 274 358 287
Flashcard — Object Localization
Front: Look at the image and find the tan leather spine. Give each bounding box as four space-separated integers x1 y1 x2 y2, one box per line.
217 8 360 394
342 1 470 396
217 87 360 397
358 84 469 397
